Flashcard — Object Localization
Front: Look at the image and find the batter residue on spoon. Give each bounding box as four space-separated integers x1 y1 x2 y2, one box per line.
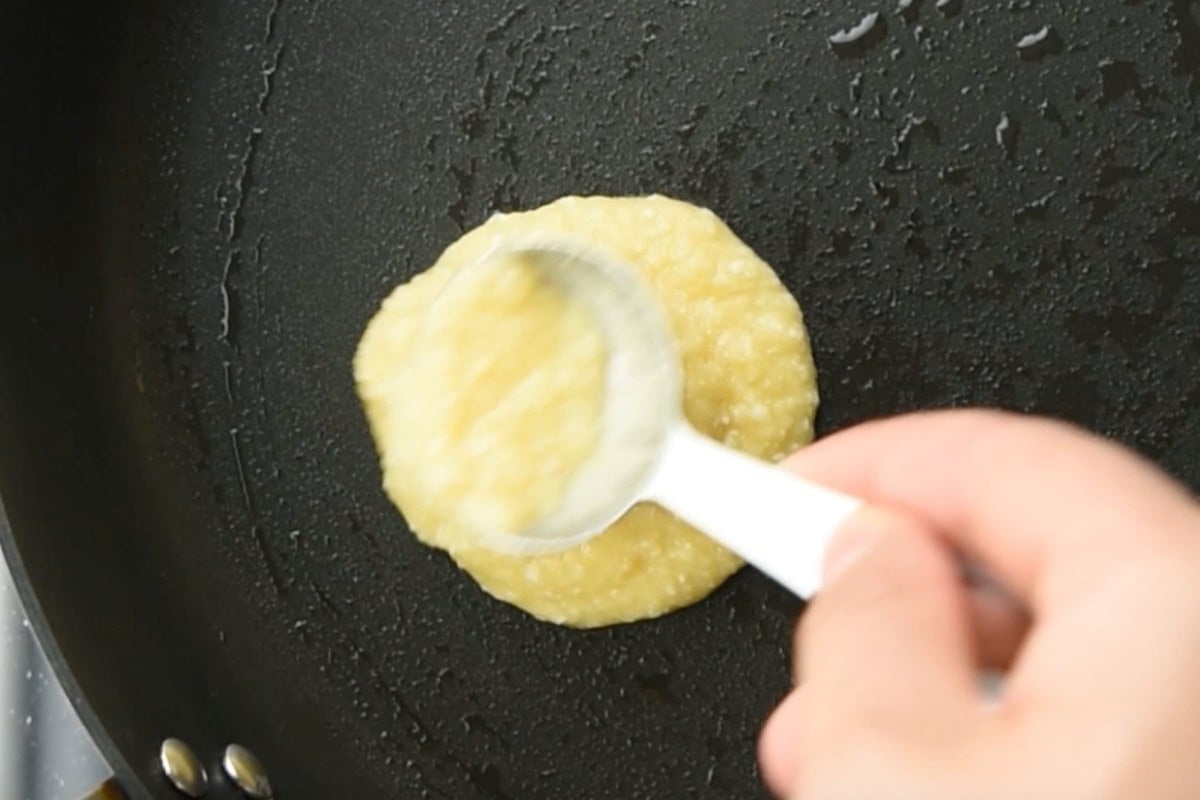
394 252 609 545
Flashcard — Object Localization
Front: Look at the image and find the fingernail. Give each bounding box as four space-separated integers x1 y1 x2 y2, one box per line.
821 507 884 585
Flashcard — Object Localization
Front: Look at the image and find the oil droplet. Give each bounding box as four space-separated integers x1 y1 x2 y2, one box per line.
1013 191 1055 223
1039 100 1069 137
850 72 864 103
936 0 962 17
1098 59 1141 107
870 178 900 208
1167 0 1200 96
829 12 887 58
1017 25 1064 61
939 165 971 185
995 112 1018 159
830 229 855 255
830 11 881 43
675 103 709 144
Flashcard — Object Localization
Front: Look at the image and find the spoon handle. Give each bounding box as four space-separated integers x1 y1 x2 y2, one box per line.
644 423 862 598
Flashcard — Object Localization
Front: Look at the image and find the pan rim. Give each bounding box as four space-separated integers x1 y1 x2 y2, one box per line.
0 495 152 800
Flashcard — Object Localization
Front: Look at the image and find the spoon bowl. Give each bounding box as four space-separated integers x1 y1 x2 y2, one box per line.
454 235 862 598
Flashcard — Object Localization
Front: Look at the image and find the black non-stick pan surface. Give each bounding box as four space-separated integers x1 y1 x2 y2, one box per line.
1 1 1199 798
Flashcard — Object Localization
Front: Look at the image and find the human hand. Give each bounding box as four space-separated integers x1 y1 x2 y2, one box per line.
758 410 1200 799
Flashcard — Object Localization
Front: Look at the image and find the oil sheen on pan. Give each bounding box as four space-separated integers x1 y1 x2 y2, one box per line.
354 195 819 627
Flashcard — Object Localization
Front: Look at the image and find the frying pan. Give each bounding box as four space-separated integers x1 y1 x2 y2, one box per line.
2 0 1199 797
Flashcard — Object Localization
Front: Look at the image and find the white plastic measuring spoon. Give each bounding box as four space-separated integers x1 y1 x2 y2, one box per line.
456 235 863 599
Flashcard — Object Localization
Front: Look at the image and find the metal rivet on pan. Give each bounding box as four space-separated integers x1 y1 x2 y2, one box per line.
222 743 273 799
159 738 208 798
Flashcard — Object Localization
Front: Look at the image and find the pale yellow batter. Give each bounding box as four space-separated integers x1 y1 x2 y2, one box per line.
389 253 608 546
354 195 819 627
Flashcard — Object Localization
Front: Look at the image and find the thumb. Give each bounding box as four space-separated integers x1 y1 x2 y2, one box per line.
798 507 978 722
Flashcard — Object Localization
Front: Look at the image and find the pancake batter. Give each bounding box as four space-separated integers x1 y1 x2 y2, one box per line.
354 195 819 627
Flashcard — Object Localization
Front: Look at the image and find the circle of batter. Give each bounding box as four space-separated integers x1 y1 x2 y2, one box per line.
354 195 819 628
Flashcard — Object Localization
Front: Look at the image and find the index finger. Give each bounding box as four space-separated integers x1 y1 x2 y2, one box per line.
785 409 1200 612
